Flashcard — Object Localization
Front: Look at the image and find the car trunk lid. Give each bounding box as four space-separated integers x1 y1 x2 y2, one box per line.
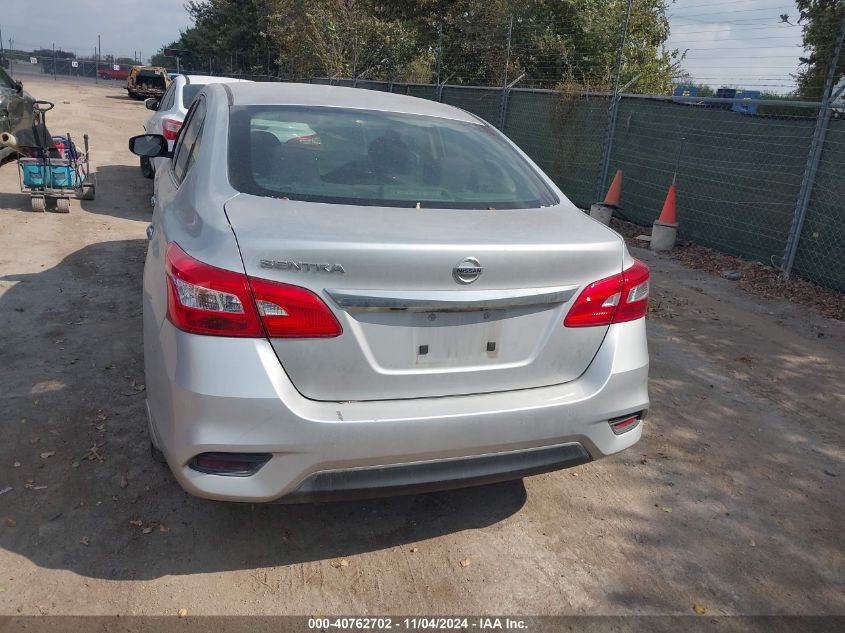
225 194 623 401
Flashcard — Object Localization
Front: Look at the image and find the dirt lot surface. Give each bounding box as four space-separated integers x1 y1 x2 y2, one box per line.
0 77 843 618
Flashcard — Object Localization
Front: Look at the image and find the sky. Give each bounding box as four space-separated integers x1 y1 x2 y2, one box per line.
664 0 806 94
0 0 191 62
0 0 809 94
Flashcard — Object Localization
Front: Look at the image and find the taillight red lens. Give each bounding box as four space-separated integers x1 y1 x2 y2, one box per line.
165 243 264 336
165 243 341 339
249 278 342 338
162 118 183 141
615 259 650 323
564 259 649 327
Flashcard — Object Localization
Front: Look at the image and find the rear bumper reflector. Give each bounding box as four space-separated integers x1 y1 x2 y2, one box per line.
609 413 643 435
189 452 271 477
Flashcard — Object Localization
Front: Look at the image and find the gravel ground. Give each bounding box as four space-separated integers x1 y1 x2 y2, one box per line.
0 77 843 618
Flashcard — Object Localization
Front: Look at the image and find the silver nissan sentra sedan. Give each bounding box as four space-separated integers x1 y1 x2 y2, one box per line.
129 82 649 503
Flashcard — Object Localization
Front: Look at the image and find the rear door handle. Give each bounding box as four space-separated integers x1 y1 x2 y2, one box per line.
146 224 155 241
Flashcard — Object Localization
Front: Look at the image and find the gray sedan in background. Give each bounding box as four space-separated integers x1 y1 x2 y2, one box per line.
129 82 650 503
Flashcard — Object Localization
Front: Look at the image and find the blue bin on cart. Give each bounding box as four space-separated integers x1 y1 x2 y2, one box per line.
20 160 80 189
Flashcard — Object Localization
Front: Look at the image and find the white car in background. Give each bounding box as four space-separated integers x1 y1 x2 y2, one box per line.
140 74 251 178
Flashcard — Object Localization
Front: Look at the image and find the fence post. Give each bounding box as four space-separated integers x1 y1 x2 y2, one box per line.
435 23 443 101
781 11 845 279
498 15 514 131
594 0 633 201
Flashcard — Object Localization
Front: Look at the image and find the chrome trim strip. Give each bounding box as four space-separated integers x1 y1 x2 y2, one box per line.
325 285 579 312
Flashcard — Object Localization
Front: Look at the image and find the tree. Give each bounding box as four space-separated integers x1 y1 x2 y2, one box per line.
795 0 845 100
155 0 679 89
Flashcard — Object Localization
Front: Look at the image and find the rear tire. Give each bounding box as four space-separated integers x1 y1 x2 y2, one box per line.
30 196 45 212
150 441 167 464
140 156 154 179
54 197 70 213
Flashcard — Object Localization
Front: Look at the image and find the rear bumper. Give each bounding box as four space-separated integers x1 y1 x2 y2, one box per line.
145 319 649 502
282 442 592 503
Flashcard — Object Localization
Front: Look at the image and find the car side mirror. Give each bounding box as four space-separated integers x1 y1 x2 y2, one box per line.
144 98 159 111
129 134 172 158
14 80 23 93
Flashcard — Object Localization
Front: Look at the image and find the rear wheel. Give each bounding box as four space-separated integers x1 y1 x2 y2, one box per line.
140 156 154 179
30 196 45 212
54 197 70 213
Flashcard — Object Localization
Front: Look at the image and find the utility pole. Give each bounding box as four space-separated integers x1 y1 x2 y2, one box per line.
595 0 633 201
95 35 101 83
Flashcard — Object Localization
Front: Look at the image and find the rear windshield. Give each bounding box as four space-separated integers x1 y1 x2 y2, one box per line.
182 84 204 106
228 106 558 209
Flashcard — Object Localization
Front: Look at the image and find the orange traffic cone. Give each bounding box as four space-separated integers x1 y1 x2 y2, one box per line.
651 183 678 252
656 184 677 225
603 170 623 208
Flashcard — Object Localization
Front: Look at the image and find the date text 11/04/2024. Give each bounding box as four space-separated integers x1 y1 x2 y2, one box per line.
308 618 528 630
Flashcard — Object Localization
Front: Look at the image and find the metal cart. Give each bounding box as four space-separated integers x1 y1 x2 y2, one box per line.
16 101 95 213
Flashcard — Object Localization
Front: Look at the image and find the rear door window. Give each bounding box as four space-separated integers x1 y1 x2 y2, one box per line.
171 98 207 184
182 84 204 108
159 84 176 111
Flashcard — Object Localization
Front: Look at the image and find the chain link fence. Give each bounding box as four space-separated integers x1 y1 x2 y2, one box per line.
795 118 845 290
2 5 844 293
311 75 845 292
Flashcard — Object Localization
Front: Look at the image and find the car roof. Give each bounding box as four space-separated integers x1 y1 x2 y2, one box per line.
184 75 252 86
223 82 481 124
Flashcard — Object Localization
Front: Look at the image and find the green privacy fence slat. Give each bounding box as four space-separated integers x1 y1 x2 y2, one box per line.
440 87 501 125
608 99 816 268
406 85 438 101
503 91 608 210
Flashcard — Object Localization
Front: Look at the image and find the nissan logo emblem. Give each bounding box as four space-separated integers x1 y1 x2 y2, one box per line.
453 257 483 284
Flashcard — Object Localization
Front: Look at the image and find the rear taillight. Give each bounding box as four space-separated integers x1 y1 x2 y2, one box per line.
250 278 342 338
165 243 341 338
564 259 649 327
166 243 263 336
162 118 183 141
